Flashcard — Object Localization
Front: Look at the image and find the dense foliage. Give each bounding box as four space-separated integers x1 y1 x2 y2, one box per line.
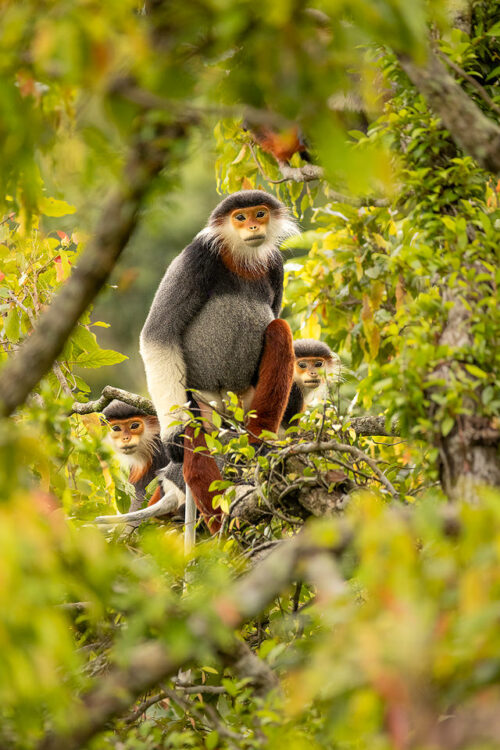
0 1 499 748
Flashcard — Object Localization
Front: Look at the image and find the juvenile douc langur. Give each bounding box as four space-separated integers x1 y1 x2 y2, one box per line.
101 399 184 516
140 190 299 533
281 339 341 431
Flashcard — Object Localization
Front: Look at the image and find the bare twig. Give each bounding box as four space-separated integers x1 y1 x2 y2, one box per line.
52 362 74 398
247 142 323 184
8 290 36 325
124 691 167 723
275 161 324 183
325 188 390 208
280 439 398 496
175 683 227 695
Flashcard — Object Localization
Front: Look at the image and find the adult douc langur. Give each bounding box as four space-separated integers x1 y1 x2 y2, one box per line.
140 190 299 532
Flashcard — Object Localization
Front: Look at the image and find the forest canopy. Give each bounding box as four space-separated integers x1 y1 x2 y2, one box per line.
1 1 500 748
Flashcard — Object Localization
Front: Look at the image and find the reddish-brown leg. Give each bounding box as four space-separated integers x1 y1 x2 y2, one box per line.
183 423 223 534
246 318 294 441
147 484 163 507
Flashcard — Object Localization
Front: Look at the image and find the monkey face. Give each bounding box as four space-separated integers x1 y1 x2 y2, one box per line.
107 417 146 454
294 357 327 390
230 205 270 247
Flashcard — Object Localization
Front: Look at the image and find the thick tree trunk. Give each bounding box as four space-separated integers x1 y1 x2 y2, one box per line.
432 296 500 501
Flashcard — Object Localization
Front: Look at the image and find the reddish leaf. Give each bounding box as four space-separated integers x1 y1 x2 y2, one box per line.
56 231 69 242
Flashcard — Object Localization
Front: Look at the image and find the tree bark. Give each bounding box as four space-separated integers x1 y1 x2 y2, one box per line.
397 50 500 176
432 296 500 501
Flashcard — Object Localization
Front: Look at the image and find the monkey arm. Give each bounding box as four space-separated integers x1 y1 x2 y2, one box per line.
140 246 210 441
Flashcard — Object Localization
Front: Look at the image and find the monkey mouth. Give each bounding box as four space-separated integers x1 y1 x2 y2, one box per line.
304 380 320 386
244 235 266 246
120 446 136 453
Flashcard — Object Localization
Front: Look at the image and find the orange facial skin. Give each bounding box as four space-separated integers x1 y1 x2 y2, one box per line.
294 357 329 390
107 417 147 454
230 205 270 246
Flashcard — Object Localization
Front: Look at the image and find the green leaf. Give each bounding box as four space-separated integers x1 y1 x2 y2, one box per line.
3 307 21 342
465 364 488 379
39 197 76 217
205 433 216 450
75 349 127 369
441 416 454 437
71 325 99 353
205 730 219 749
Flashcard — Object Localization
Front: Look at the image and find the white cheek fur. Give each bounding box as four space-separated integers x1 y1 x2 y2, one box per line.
201 212 299 271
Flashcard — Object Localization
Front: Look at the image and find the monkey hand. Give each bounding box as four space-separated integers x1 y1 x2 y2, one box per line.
162 425 186 463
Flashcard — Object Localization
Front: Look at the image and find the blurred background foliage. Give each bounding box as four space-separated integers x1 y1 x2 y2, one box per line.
0 0 500 747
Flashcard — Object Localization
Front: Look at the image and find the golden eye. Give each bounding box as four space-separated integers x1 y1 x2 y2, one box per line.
235 213 246 222
111 425 121 432
130 422 141 429
298 362 307 369
314 361 323 368
256 210 266 218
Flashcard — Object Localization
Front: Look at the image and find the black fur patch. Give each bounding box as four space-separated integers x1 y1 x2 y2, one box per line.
209 190 284 223
281 382 305 429
102 399 149 420
293 339 333 360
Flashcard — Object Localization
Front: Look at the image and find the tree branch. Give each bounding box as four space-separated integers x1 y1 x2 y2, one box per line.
37 505 470 750
38 529 344 750
279 439 398 496
38 641 183 750
73 387 399 438
349 415 399 436
272 161 324 183
397 49 500 175
436 49 500 119
216 638 279 697
248 140 389 205
0 119 195 418
71 386 156 416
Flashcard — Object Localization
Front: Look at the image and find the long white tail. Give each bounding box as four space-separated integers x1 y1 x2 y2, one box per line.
95 489 178 525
